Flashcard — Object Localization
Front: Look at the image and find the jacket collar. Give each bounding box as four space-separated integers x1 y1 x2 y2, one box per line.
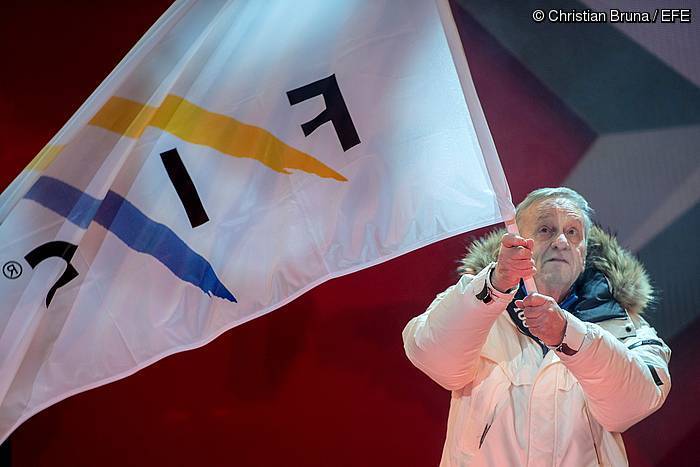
506 266 628 353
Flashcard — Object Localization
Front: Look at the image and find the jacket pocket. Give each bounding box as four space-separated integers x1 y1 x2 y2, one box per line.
478 421 491 449
478 403 499 450
457 365 511 453
584 404 602 466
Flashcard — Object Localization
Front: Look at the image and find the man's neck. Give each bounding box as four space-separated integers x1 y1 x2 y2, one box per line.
534 280 571 304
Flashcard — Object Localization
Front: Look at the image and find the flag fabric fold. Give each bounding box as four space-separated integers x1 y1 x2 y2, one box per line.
0 0 513 442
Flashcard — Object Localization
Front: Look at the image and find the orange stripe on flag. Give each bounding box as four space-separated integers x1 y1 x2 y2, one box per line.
89 95 347 181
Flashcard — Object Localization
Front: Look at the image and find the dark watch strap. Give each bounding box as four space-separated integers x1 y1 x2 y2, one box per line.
554 342 579 356
475 281 493 304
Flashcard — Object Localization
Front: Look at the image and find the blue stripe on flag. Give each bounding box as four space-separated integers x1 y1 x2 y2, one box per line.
25 176 236 302
25 176 98 229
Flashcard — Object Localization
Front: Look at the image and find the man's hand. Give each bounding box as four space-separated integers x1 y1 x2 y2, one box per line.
515 293 566 347
492 234 536 292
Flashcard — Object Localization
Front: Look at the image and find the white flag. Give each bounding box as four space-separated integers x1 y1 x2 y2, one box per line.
0 0 513 441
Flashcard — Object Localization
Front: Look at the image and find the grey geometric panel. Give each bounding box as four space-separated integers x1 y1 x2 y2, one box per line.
564 125 700 252
455 0 700 133
581 0 700 88
636 201 700 340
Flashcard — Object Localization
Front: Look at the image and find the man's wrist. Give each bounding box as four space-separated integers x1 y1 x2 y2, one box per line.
475 263 518 305
489 264 518 294
545 314 567 347
547 312 587 356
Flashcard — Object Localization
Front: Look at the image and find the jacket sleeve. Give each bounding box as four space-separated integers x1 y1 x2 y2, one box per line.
401 265 515 391
558 314 671 433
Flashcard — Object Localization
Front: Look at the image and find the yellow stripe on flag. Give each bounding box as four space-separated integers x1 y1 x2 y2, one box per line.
89 95 347 181
26 144 64 172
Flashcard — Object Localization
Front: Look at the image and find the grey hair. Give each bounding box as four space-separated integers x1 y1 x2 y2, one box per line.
515 187 594 235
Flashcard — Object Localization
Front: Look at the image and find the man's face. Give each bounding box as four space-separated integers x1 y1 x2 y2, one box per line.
518 198 587 297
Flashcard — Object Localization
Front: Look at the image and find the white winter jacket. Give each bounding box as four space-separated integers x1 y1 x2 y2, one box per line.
403 265 671 466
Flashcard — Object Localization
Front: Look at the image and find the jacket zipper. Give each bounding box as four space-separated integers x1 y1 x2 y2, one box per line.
584 406 601 465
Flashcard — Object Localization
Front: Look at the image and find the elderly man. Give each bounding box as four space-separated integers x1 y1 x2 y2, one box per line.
403 187 671 466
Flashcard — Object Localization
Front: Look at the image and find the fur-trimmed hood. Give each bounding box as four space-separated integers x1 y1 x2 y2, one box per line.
458 226 654 316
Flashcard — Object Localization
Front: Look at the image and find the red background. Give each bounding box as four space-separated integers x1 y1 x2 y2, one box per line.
1 2 696 466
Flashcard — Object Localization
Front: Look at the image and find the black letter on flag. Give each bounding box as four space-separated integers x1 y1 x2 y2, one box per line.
287 74 360 151
25 241 79 307
160 148 210 228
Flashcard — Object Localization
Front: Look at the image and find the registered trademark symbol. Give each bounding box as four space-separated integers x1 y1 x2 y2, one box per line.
3 261 23 279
